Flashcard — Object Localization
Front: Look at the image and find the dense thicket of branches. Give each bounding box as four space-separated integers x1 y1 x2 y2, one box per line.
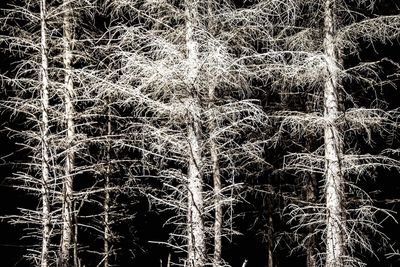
0 0 399 267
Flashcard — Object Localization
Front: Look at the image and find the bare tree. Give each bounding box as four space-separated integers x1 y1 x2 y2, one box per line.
96 0 289 265
3 0 398 266
0 0 58 265
1 1 100 266
39 0 52 265
322 1 345 265
269 0 400 266
184 1 206 265
60 1 75 266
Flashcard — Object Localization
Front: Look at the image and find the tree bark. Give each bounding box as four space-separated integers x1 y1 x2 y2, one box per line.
323 0 345 266
185 1 206 266
60 1 75 266
187 115 205 267
39 1 51 266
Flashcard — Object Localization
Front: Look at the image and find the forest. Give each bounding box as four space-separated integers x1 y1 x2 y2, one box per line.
0 0 399 267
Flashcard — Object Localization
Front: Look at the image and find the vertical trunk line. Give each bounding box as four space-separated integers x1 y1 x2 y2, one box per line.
210 104 222 267
306 172 317 267
104 100 112 267
61 1 75 266
306 97 318 267
40 1 51 266
185 1 205 266
266 198 274 267
206 2 222 266
323 0 345 266
187 121 205 267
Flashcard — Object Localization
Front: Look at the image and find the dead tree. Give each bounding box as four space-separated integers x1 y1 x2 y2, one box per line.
1 0 99 266
271 0 400 266
0 0 58 265
40 0 52 265
96 0 289 265
60 1 75 266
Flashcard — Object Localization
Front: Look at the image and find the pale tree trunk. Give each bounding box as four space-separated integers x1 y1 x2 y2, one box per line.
103 174 110 267
305 103 317 267
206 2 223 266
185 1 206 266
187 109 205 267
103 101 112 267
306 173 317 267
61 1 75 266
323 0 345 266
211 125 222 267
40 1 51 266
266 199 273 267
210 91 222 267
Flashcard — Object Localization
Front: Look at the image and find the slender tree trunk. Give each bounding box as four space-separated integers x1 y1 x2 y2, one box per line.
306 173 317 267
210 95 222 267
103 102 112 267
103 175 110 267
206 2 223 266
323 0 345 266
40 1 51 266
185 1 205 266
266 198 273 267
305 101 318 267
61 1 75 266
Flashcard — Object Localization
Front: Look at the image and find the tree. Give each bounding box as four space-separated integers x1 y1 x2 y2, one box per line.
2 0 399 266
39 0 52 265
97 0 291 265
1 0 99 266
60 1 76 266
0 0 59 265
273 0 400 265
322 1 346 264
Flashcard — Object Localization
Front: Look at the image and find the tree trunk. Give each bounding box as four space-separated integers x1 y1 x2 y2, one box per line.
211 128 222 267
185 1 206 266
210 94 222 267
60 1 75 266
103 101 112 267
187 117 205 267
206 2 222 266
306 173 317 267
39 1 51 266
305 101 318 267
104 173 110 267
266 198 273 267
323 0 345 266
